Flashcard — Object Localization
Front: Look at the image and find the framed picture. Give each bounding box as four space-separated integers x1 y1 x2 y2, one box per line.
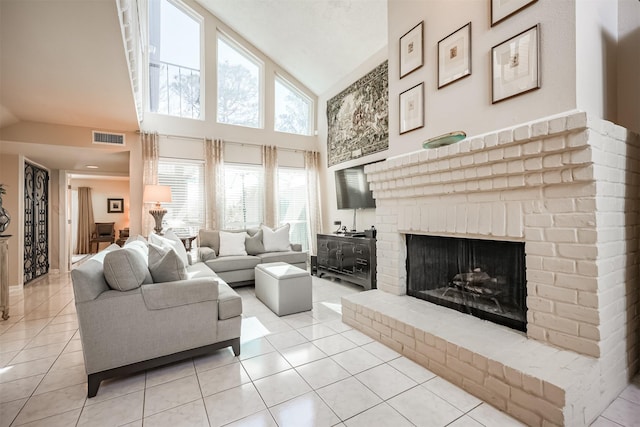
491 0 538 26
438 22 472 89
491 25 540 104
399 82 424 134
107 198 124 213
400 21 423 78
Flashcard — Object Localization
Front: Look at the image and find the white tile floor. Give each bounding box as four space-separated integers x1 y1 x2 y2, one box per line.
0 272 638 426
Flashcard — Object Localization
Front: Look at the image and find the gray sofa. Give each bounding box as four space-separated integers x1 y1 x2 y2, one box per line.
71 242 242 398
198 228 308 287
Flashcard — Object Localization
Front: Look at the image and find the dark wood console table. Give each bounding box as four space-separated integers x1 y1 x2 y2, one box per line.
317 234 376 290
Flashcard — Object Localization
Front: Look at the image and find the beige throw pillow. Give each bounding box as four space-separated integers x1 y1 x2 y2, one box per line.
261 224 291 252
148 243 188 283
218 230 248 256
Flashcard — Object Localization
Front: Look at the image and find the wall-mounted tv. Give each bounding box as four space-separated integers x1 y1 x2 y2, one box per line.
335 164 376 209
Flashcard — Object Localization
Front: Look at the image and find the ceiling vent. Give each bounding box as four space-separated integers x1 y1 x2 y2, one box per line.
92 131 125 146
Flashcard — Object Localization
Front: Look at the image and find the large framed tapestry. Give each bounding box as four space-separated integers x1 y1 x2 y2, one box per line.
326 61 389 167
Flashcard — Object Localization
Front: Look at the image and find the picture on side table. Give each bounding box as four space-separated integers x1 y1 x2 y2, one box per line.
438 22 472 89
107 198 124 213
491 24 540 104
400 21 424 78
399 82 424 134
491 0 538 26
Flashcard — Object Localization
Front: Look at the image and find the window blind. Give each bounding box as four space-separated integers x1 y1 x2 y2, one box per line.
224 163 264 229
158 159 205 235
278 167 309 251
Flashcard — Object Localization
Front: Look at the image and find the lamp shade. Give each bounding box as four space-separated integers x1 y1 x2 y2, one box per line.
143 185 172 204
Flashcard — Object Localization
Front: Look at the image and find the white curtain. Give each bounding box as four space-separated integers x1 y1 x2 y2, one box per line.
204 138 225 230
75 187 94 254
304 151 323 255
262 145 278 228
142 132 159 236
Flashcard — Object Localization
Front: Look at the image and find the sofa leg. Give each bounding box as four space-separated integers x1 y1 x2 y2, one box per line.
232 338 240 356
87 374 101 398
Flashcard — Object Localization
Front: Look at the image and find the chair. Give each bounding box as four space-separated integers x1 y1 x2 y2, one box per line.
90 222 115 253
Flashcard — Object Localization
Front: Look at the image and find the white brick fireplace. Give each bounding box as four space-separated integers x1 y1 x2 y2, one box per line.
341 111 640 426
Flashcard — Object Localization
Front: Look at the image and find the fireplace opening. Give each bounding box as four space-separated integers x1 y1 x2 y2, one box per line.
406 234 527 331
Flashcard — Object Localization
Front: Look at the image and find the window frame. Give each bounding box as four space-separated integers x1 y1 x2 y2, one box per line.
216 31 265 129
146 0 205 120
222 162 265 230
274 74 314 136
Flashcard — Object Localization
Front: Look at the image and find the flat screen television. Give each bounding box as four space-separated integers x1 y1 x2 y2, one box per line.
335 164 376 209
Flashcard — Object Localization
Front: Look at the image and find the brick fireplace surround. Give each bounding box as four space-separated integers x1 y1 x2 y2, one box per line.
341 111 640 426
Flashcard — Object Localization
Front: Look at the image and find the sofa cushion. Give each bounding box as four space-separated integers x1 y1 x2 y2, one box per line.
245 229 265 255
218 282 243 320
103 248 153 291
205 255 260 273
257 250 308 265
186 262 219 279
219 230 248 256
148 243 188 283
149 231 190 266
262 224 291 252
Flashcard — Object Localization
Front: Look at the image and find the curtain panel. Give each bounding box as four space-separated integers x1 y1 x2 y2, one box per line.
75 187 94 254
262 145 278 228
304 151 323 255
142 132 159 236
205 138 225 230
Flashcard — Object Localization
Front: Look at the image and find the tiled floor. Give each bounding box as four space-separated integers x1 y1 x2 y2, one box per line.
0 273 638 426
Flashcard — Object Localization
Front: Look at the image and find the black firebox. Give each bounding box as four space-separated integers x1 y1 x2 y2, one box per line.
406 234 527 331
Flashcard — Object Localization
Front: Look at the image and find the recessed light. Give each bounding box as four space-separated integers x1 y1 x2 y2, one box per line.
86 165 99 169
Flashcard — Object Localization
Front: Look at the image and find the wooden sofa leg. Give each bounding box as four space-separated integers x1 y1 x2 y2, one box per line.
232 338 240 356
87 374 101 398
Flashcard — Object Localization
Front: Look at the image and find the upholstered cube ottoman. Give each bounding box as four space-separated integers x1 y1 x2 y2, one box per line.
255 262 312 316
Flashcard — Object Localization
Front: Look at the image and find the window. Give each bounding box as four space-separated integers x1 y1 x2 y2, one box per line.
275 76 312 135
158 159 205 234
224 164 264 229
148 0 202 119
217 34 262 128
278 167 309 251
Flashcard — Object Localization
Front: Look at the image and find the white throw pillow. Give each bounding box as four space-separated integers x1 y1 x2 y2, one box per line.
218 230 248 256
147 243 188 283
261 224 291 252
149 230 189 266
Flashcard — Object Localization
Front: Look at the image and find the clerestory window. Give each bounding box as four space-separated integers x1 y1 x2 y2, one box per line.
275 76 313 136
217 33 263 128
148 0 202 119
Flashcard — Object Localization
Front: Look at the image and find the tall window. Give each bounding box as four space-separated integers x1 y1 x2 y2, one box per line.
278 167 309 251
275 76 312 136
217 34 262 128
148 0 202 119
224 164 264 229
158 159 205 234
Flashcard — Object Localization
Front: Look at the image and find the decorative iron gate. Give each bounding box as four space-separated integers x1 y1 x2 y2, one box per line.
24 162 49 284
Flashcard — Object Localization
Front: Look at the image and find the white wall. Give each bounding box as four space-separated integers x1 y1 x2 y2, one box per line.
317 47 389 235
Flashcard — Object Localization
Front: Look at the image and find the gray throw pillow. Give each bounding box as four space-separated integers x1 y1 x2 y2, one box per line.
103 248 151 291
245 229 265 255
148 243 188 283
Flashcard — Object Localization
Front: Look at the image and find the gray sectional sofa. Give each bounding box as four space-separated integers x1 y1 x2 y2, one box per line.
198 228 308 287
71 238 242 398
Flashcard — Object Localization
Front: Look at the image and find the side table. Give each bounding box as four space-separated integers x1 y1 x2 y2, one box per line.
0 235 11 320
178 235 197 252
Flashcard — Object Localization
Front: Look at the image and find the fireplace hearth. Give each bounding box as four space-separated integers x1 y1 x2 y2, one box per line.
407 234 526 331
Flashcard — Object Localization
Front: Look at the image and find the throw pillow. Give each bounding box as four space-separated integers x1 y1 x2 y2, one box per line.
148 243 188 283
103 248 152 291
245 229 265 255
218 230 248 256
123 240 149 265
261 223 291 252
149 230 190 266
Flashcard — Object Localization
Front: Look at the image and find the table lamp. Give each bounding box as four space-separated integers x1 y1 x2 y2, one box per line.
143 184 172 235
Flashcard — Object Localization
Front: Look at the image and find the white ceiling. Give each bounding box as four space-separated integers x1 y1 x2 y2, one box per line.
196 0 388 95
0 0 388 173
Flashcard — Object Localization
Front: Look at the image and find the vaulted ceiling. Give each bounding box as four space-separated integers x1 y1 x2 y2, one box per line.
0 0 387 172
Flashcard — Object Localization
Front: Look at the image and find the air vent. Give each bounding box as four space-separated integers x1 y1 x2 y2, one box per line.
92 131 125 146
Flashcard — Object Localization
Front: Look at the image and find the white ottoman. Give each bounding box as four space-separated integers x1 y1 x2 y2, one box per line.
255 262 312 316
